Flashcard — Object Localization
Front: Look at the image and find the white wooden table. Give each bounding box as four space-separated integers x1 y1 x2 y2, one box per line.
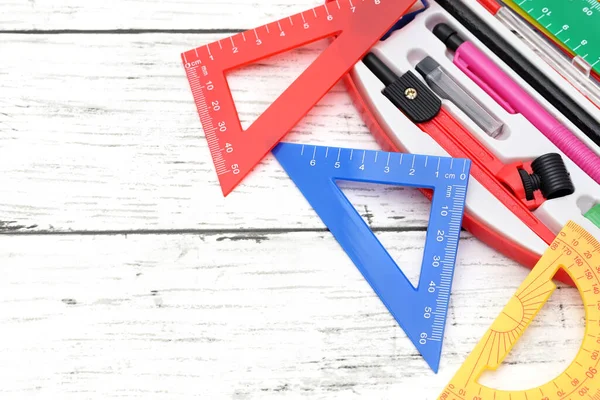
0 1 584 398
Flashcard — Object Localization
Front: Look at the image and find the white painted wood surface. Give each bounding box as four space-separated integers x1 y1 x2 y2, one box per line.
0 233 584 399
1 0 317 30
0 34 435 232
0 1 588 398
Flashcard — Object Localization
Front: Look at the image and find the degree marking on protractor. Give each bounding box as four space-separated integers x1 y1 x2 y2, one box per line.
438 221 600 400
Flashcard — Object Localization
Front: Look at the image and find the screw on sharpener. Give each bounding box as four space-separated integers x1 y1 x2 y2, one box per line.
362 52 441 123
404 88 418 99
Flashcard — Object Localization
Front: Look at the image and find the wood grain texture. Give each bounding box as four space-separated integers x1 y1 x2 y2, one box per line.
0 231 584 399
0 0 319 31
0 33 437 233
0 2 579 398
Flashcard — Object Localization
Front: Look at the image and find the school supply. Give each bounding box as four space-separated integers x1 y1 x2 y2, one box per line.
176 0 600 390
179 0 600 286
180 0 417 196
341 0 600 283
272 142 471 373
505 0 600 78
361 50 576 284
415 56 505 138
586 204 600 226
434 0 600 148
433 22 600 184
437 221 600 400
478 0 600 108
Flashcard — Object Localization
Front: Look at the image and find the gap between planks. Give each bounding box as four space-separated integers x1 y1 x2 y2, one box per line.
0 0 321 31
0 34 435 233
0 231 584 399
0 226 430 236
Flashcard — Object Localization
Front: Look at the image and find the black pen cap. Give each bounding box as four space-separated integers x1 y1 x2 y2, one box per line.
432 23 464 51
362 52 398 86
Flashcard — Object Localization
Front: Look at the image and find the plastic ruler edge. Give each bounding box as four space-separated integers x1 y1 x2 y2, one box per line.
438 220 600 399
180 0 419 196
509 0 600 74
272 141 471 372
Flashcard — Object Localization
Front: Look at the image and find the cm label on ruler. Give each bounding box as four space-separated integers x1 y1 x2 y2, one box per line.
181 0 419 196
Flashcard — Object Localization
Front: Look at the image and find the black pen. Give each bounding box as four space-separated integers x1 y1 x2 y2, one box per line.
434 0 600 148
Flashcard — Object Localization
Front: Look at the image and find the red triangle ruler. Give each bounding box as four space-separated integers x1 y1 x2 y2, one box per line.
180 0 418 196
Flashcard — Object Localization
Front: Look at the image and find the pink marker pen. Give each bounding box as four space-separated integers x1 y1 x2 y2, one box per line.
433 23 600 185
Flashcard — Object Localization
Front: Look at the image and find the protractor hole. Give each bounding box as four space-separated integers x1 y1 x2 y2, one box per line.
335 180 433 289
478 284 585 391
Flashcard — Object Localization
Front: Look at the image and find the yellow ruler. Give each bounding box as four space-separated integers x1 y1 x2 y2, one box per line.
438 221 600 400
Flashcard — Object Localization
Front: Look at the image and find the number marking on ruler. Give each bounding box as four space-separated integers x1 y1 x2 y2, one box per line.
508 0 600 75
272 142 472 372
438 221 600 399
180 0 418 196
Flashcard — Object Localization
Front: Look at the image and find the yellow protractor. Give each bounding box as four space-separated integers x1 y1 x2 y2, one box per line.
438 221 600 400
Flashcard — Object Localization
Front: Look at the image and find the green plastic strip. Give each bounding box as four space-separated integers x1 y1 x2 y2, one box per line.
584 203 600 228
508 0 600 75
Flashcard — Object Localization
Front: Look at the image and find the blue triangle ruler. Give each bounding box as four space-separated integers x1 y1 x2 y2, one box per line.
271 142 471 373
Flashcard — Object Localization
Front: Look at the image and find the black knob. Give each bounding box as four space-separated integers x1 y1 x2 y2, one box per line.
518 153 575 200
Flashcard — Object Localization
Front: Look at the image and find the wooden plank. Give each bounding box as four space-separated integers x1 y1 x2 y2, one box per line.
0 34 434 233
0 231 582 398
1 0 319 31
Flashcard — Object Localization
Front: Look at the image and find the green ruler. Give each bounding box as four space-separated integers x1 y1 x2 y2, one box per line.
585 203 600 227
507 0 600 75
